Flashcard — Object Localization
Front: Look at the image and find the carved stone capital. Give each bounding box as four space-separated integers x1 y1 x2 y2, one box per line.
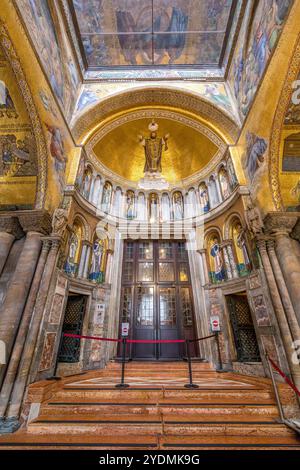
18 210 52 235
291 219 300 243
264 212 299 236
0 216 24 239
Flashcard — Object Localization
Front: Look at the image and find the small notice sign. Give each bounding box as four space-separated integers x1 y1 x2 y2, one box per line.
210 316 221 332
121 322 129 337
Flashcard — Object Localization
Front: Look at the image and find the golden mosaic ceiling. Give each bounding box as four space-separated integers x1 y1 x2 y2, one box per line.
92 117 220 182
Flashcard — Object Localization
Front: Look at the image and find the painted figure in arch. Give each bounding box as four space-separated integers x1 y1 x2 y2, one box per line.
89 239 105 284
149 193 159 222
0 80 17 118
210 237 225 282
101 182 112 213
173 191 184 220
64 232 79 277
219 167 231 199
126 190 135 219
227 156 238 188
244 132 268 182
199 183 210 213
235 223 252 275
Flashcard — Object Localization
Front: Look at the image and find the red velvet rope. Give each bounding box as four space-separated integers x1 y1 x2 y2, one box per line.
268 355 300 398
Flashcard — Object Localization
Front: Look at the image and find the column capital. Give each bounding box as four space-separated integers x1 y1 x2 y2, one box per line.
18 210 52 235
0 216 23 239
264 212 299 236
197 248 207 255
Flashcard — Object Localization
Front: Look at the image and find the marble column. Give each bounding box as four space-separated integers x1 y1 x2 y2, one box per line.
0 217 24 275
0 239 51 421
267 238 300 343
256 236 300 391
264 213 300 326
0 231 42 386
78 243 87 277
5 237 61 423
198 249 209 285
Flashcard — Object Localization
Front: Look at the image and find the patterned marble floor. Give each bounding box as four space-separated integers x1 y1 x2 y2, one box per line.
66 375 257 388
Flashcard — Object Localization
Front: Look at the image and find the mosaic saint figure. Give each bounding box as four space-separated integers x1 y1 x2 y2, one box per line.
126 190 135 219
149 193 159 222
89 239 104 284
219 167 231 199
199 183 210 213
64 232 79 277
210 237 225 282
173 191 184 220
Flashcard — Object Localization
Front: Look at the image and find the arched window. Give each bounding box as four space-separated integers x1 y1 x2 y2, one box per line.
64 220 83 277
172 191 184 220
101 181 112 213
126 190 135 219
218 166 231 200
230 219 252 276
89 236 107 284
199 182 210 213
206 232 225 283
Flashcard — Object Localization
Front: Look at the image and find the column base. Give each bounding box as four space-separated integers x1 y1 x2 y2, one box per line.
0 417 21 434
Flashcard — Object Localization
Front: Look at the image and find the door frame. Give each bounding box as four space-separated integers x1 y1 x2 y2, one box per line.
118 239 198 361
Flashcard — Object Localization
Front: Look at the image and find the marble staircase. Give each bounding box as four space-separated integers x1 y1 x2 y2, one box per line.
0 361 299 450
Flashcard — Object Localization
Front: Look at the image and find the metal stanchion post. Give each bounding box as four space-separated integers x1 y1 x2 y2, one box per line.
115 338 129 388
215 332 225 373
184 340 199 389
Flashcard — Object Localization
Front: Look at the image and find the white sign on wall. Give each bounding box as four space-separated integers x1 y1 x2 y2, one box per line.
94 303 105 325
210 316 221 332
121 322 129 337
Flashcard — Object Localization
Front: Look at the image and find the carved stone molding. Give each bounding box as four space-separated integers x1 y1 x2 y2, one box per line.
0 216 24 239
72 87 240 144
0 22 48 209
18 210 52 235
269 32 300 210
263 212 299 235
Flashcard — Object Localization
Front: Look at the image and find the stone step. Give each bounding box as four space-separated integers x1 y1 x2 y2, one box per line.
161 434 300 450
1 432 299 451
35 412 278 423
0 433 159 450
108 362 213 370
26 419 295 437
54 388 274 403
41 401 279 418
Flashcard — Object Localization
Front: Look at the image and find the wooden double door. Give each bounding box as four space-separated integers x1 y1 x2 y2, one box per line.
119 240 197 360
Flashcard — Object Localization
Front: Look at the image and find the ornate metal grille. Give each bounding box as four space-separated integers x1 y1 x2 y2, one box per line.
58 295 87 363
227 295 260 362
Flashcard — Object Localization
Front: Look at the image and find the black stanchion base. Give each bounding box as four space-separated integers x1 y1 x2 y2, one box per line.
184 384 199 389
46 376 62 381
115 383 130 388
215 368 228 373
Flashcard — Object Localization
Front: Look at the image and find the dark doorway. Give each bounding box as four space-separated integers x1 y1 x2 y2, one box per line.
226 293 260 362
118 240 198 360
58 294 87 363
